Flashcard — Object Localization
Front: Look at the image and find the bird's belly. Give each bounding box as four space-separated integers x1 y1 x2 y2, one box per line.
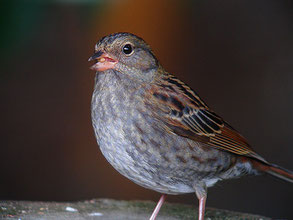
92 107 193 194
91 87 232 194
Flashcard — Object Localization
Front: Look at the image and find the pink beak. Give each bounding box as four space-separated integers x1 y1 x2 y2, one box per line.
88 51 118 72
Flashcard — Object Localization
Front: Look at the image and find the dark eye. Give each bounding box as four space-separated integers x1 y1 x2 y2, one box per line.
122 44 133 55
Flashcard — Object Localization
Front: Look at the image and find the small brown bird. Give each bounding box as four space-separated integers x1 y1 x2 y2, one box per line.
89 33 293 220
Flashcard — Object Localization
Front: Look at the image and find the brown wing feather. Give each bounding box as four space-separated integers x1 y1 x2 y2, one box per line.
150 73 267 163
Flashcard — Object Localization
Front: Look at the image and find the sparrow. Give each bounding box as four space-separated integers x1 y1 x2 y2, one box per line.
89 32 293 220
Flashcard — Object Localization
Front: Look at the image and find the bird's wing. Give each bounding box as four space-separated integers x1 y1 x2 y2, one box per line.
148 74 266 163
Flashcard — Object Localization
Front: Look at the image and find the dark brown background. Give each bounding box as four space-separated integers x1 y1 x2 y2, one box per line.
1 0 292 218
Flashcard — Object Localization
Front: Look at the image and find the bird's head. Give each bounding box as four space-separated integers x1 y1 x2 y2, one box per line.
89 33 160 81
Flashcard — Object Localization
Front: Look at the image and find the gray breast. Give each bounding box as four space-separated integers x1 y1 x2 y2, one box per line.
91 71 239 194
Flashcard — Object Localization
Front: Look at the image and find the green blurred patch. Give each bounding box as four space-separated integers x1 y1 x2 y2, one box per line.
0 0 103 53
0 1 44 52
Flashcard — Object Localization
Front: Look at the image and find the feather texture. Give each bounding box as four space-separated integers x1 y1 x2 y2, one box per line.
150 73 267 163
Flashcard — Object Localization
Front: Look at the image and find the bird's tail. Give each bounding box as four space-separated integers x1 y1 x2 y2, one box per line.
252 160 293 183
266 164 293 183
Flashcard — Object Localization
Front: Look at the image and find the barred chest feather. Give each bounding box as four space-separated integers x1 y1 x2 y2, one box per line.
91 70 256 194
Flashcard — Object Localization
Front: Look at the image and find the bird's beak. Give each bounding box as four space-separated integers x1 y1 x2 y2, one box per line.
88 51 118 72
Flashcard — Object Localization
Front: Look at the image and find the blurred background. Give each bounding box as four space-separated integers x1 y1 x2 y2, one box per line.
0 0 293 218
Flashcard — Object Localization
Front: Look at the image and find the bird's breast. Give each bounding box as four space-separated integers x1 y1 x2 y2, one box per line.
91 71 154 176
90 71 242 194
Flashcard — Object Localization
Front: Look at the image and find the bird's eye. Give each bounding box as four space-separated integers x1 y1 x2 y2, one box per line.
122 44 133 55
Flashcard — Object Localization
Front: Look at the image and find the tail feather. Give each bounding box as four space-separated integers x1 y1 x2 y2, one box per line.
266 164 293 183
252 160 293 183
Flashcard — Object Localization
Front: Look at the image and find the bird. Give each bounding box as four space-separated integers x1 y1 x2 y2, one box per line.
89 32 293 220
